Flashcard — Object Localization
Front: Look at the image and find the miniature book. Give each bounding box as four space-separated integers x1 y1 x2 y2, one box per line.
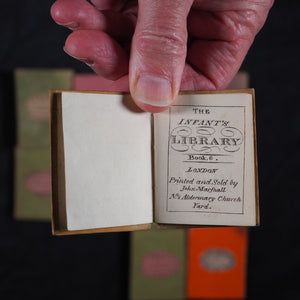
14 69 73 221
15 69 74 148
14 147 52 221
51 89 258 235
129 225 186 300
187 227 248 299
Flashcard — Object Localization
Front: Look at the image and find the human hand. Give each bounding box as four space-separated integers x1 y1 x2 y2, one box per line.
51 0 273 112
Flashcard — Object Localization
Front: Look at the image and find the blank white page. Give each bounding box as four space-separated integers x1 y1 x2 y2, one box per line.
61 92 152 231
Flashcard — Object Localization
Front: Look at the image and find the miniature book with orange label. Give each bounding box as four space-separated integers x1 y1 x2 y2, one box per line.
187 227 249 299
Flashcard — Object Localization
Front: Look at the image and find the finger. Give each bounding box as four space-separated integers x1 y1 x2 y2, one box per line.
109 75 130 92
189 0 274 40
192 0 274 13
64 30 129 80
91 0 126 11
188 7 273 41
51 0 100 30
99 10 135 41
129 0 193 112
51 0 135 40
188 10 246 41
187 38 252 89
180 64 217 91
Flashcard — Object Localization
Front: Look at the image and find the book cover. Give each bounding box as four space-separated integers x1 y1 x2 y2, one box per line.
15 69 73 148
73 73 114 91
227 71 249 90
187 227 249 299
14 147 51 221
14 68 73 221
129 225 186 300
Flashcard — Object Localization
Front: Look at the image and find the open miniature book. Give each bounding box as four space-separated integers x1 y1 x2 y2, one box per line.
51 90 259 235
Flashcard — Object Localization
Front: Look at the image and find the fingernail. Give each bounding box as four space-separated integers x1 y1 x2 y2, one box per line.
63 47 95 66
134 75 173 107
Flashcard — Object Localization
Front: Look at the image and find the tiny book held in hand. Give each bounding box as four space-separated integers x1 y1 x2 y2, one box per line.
50 89 259 235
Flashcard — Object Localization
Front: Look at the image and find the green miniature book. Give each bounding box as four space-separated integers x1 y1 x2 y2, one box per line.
14 147 51 221
15 69 73 148
129 225 186 300
14 69 73 221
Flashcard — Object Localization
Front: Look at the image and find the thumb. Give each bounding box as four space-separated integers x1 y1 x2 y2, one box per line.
129 0 193 112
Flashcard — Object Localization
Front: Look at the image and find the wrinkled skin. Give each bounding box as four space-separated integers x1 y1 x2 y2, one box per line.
51 0 274 112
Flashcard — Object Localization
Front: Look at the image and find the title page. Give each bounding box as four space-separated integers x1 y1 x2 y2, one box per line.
154 91 257 226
